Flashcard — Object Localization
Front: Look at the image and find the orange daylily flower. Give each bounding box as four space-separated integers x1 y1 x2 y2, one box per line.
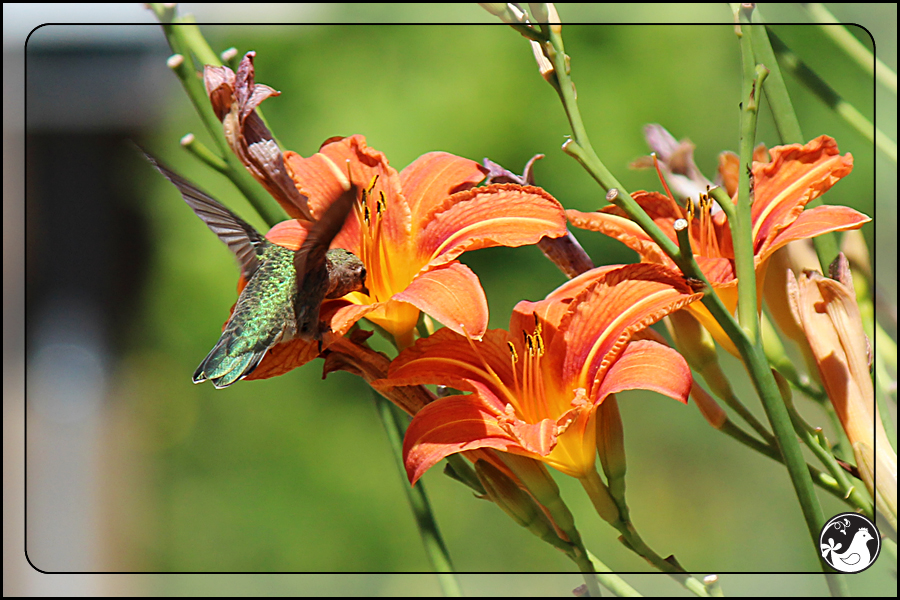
373 263 701 483
568 135 870 353
273 135 568 349
205 54 569 378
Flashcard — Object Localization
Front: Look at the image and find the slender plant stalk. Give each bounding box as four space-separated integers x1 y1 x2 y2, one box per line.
804 3 897 94
735 26 764 345
579 469 710 597
748 12 839 270
765 28 896 163
716 419 863 508
789 407 875 518
585 550 644 597
733 16 839 584
373 391 461 597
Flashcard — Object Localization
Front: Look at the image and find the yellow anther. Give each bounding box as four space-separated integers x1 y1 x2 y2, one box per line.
366 174 379 194
507 341 519 363
377 191 386 216
534 331 545 356
363 203 371 225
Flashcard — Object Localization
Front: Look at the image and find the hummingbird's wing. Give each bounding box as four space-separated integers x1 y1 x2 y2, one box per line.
292 185 358 339
143 150 266 280
293 185 358 289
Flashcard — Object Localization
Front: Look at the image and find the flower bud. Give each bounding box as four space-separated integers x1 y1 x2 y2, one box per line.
787 260 897 529
475 460 558 540
497 453 578 535
596 395 626 502
666 310 733 400
690 384 727 430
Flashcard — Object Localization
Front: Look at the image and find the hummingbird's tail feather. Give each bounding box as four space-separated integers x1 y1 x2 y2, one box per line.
193 339 269 388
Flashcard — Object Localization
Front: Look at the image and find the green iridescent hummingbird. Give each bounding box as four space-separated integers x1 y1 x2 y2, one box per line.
145 153 367 388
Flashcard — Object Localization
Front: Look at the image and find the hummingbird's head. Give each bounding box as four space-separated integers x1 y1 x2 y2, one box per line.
325 248 369 298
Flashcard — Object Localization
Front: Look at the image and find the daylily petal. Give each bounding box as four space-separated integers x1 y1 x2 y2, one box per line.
402 393 525 485
510 264 621 375
695 255 736 285
556 264 700 394
378 328 516 409
758 205 871 264
717 145 769 199
593 340 691 404
393 261 489 339
244 338 320 380
264 219 311 250
751 135 853 253
329 299 409 338
399 151 487 231
717 150 740 198
417 183 567 266
284 135 412 253
566 192 679 265
787 262 897 521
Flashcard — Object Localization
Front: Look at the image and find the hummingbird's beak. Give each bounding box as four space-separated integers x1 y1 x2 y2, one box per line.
360 284 370 296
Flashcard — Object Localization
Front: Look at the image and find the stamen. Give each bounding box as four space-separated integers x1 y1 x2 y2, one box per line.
366 174 379 195
651 152 676 203
507 341 518 363
518 315 549 424
508 340 521 398
457 324 517 407
698 193 708 253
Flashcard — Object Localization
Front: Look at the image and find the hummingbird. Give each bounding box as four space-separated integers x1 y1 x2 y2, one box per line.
144 152 367 388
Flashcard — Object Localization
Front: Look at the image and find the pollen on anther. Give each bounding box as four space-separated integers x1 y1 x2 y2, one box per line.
507 341 519 363
366 174 379 194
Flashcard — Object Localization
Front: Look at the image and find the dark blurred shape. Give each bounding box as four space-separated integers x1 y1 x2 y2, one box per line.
24 39 168 573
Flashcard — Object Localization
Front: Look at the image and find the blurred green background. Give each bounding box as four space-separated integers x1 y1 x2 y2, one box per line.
14 3 894 597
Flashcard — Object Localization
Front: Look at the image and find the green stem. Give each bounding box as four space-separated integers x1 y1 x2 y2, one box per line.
498 454 603 597
748 13 840 270
735 24 764 346
585 550 643 597
748 19 803 143
765 28 896 163
373 392 461 596
874 329 897 449
717 419 869 512
444 454 487 495
790 408 875 519
180 134 228 174
580 469 710 597
804 3 897 94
